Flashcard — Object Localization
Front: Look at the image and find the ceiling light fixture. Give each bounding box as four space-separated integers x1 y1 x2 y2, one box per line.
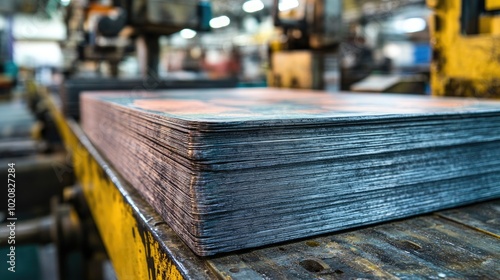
279 0 299 12
210 16 230 29
400 17 426 33
243 0 265 13
180 29 197 39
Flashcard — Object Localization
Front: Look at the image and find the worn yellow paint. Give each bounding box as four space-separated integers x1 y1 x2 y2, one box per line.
429 0 500 97
43 90 184 280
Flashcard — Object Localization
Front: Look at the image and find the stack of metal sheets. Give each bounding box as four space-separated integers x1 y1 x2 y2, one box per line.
81 88 500 256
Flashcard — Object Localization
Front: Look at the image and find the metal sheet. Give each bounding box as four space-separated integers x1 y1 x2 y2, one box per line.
60 77 237 119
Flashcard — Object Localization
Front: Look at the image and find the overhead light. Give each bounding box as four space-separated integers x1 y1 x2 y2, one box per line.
279 0 299 12
243 0 264 13
383 43 402 59
180 29 197 39
210 16 230 29
400 17 426 33
60 0 71 6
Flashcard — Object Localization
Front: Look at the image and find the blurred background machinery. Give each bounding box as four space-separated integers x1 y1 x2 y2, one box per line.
429 0 500 97
267 0 432 93
0 0 498 279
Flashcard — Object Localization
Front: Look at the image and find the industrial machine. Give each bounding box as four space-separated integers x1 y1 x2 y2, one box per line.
26 87 497 279
65 0 212 76
30 89 499 279
61 0 237 120
429 0 500 97
1 1 499 279
268 0 342 90
268 0 431 93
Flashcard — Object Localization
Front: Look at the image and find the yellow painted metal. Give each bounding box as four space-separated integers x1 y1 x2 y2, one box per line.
479 15 500 35
43 90 184 280
486 0 500 11
479 15 493 34
492 17 500 35
75 151 183 280
429 0 500 97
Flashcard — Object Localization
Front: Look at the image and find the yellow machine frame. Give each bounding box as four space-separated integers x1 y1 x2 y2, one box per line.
428 0 500 97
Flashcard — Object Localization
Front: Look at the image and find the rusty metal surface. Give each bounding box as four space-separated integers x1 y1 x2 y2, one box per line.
438 200 500 238
209 200 500 279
